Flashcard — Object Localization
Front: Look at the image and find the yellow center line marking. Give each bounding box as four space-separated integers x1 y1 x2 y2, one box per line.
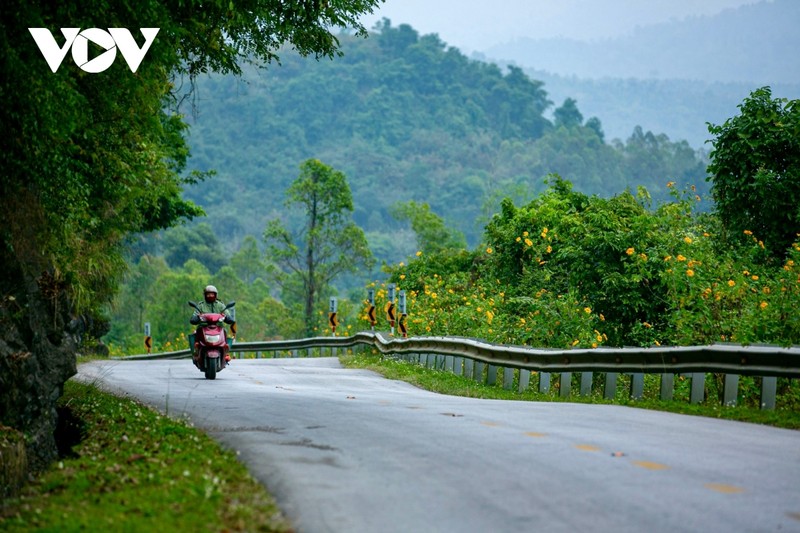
632 460 670 470
524 432 547 438
705 483 745 494
574 444 600 452
481 421 500 427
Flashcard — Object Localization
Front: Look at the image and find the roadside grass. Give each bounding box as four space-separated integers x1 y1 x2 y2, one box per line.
0 380 291 532
339 351 800 430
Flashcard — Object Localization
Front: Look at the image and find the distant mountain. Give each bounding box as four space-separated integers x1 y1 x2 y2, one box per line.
484 0 800 86
517 70 799 149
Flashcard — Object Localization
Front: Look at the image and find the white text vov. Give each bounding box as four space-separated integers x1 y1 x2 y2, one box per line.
28 28 159 73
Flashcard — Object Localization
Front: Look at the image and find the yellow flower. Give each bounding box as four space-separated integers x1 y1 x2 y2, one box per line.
486 311 494 324
664 255 672 262
686 269 694 277
516 236 521 242
677 254 687 262
524 238 533 247
523 231 529 237
546 245 552 253
639 253 647 261
626 247 635 256
542 227 549 234
760 301 768 309
399 274 406 280
584 307 591 314
728 280 736 287
600 314 605 321
519 317 526 324
743 230 753 235
667 181 675 188
486 247 493 254
416 251 422 257
751 275 759 281
684 237 693 244
572 339 580 346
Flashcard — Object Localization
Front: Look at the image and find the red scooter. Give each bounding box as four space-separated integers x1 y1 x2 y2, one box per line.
188 301 235 380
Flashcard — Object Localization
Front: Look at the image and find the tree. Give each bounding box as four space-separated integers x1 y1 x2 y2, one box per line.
162 223 227 272
264 159 374 336
0 0 382 476
707 87 800 257
554 98 584 128
390 201 467 254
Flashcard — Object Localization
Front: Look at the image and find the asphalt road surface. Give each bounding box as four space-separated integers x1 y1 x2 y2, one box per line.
77 357 800 533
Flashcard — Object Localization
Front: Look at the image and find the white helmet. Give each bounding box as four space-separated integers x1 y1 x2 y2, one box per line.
204 285 218 295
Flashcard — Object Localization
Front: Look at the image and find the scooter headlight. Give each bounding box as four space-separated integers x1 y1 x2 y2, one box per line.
205 334 222 343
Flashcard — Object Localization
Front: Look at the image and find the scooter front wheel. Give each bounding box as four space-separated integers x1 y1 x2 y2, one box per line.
204 357 217 380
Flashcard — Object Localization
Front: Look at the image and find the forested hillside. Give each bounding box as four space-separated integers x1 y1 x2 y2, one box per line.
166 20 709 262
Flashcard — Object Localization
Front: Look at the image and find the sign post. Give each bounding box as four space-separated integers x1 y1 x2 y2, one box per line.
144 322 152 353
367 288 376 330
329 297 339 335
398 290 408 338
385 283 396 335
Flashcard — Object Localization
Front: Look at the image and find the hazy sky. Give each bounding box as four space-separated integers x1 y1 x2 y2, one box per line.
360 0 763 52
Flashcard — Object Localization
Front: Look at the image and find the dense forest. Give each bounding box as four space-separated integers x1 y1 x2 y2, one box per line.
147 20 710 265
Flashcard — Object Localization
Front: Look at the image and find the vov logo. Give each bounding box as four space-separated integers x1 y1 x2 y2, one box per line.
28 28 159 73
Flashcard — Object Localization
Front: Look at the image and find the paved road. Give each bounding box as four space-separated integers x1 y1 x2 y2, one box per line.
77 357 800 533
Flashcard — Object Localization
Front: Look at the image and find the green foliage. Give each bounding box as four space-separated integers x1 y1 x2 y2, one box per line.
707 87 800 258
381 176 800 350
264 159 374 336
390 201 466 254
162 223 228 271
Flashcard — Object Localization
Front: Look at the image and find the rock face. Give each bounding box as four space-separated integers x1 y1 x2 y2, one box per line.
0 271 77 475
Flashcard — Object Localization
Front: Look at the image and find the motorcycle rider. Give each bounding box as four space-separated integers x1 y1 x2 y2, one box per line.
190 285 235 363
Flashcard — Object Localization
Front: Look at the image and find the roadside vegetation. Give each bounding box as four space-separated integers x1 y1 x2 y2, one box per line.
0 381 291 532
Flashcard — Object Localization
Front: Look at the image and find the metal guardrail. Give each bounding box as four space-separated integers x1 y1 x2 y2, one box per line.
116 332 800 409
119 331 800 376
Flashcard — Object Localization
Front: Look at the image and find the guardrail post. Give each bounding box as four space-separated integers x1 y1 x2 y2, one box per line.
630 373 644 400
292 349 299 358
487 365 498 386
519 369 530 392
604 373 617 399
445 355 454 372
474 362 485 384
660 373 674 401
761 377 777 410
723 374 739 406
539 372 550 393
503 367 514 390
464 359 474 379
559 373 571 398
453 357 463 376
690 373 705 404
580 372 592 397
